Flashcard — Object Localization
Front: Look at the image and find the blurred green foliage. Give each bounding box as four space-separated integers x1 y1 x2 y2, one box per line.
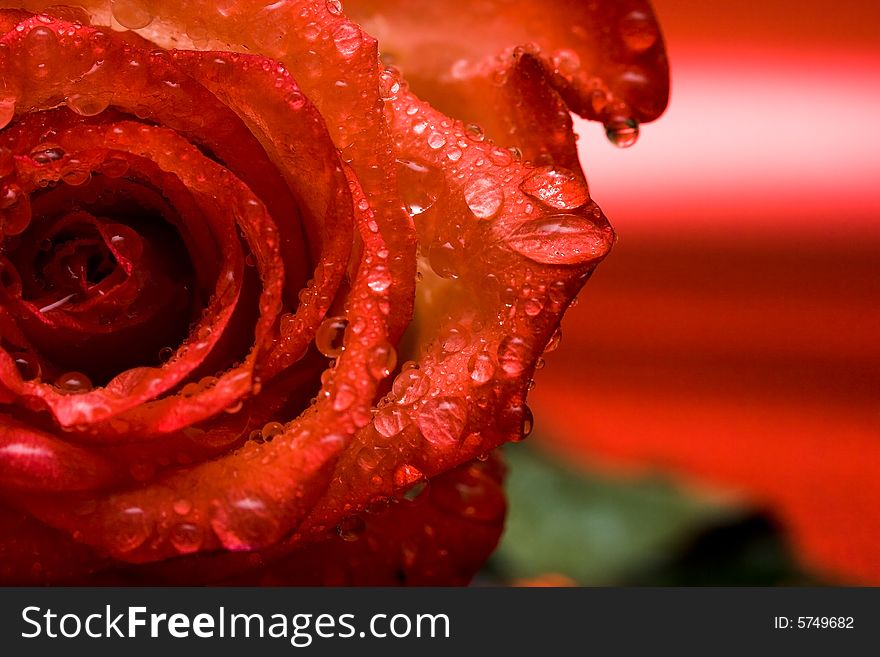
486 443 815 586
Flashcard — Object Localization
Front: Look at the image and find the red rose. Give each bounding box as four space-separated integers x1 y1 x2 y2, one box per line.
0 1 668 584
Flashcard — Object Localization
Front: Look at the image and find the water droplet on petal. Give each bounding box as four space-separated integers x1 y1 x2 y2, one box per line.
169 522 203 554
464 176 503 220
605 117 640 148
441 325 469 354
415 397 468 446
619 10 659 53
464 123 485 142
367 342 397 379
468 350 495 384
112 506 150 553
210 494 280 550
427 132 447 149
261 421 285 441
332 23 362 58
428 241 461 279
67 94 109 117
497 336 529 377
505 210 612 265
374 405 410 437
111 0 153 29
392 368 430 404
13 352 41 381
521 404 534 439
0 184 31 236
55 371 93 394
396 158 445 216
520 166 589 210
316 316 348 357
0 99 14 130
172 498 192 515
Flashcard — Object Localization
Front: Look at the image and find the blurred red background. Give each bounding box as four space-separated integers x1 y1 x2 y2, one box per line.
532 0 880 583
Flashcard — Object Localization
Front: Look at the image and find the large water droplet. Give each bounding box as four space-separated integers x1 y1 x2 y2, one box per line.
13 352 41 381
210 494 280 551
463 175 503 220
605 117 640 148
55 371 93 394
111 0 153 29
519 166 589 210
427 241 461 279
332 23 362 58
395 158 444 216
112 506 150 553
0 99 14 130
415 397 468 447
619 10 659 53
0 183 32 236
169 522 203 554
374 405 410 437
468 351 495 384
505 211 612 265
316 316 348 357
67 94 110 117
367 342 397 379
23 26 59 79
392 368 430 405
497 336 529 377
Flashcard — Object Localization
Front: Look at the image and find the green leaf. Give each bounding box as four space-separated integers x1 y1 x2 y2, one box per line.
488 443 808 585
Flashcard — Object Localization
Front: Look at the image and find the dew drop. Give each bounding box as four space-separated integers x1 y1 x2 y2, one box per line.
13 352 41 381
374 405 409 437
544 326 562 353
464 175 503 220
55 371 93 394
112 506 150 553
337 515 366 541
0 99 15 130
29 144 65 164
441 325 469 354
261 421 285 441
325 0 343 15
158 346 174 362
519 166 589 210
210 494 280 550
315 316 348 357
392 368 430 404
172 498 192 516
332 23 362 58
395 158 444 216
505 210 612 265
521 404 534 439
111 0 153 29
416 396 468 446
0 183 31 236
333 384 356 411
378 68 401 100
619 10 659 53
464 123 485 142
605 117 640 148
427 132 447 149
23 26 59 79
468 351 495 385
169 522 203 554
497 336 529 377
427 241 460 279
66 94 110 117
367 342 397 379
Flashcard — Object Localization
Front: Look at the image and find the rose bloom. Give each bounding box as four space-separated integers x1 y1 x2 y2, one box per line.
0 1 667 584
